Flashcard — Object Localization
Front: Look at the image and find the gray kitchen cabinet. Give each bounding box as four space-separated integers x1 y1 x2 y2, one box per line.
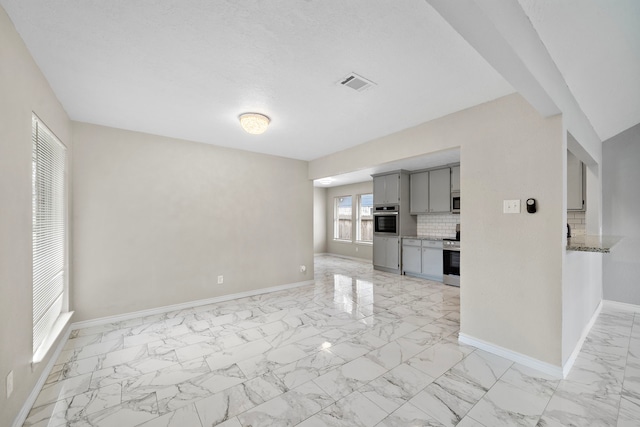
402 238 443 281
402 239 422 274
410 172 429 214
373 236 385 268
567 150 585 211
373 175 386 204
373 236 400 271
410 168 451 214
428 168 451 213
373 173 400 205
422 240 443 281
451 165 460 192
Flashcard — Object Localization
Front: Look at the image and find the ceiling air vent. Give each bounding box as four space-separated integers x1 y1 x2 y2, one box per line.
338 73 376 92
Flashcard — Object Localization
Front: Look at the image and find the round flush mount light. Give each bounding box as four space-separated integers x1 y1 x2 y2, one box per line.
239 113 270 135
318 178 334 185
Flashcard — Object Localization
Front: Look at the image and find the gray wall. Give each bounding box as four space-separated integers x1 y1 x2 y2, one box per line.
325 182 374 261
313 187 327 253
603 124 640 305
0 7 73 425
72 122 314 321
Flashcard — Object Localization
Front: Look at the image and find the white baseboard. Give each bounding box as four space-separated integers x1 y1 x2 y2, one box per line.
604 299 640 313
561 300 602 378
317 253 371 263
458 333 564 379
13 325 73 427
459 300 604 379
71 279 315 330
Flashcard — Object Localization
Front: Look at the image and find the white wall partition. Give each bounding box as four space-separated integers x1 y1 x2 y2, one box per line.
314 187 328 253
311 94 567 367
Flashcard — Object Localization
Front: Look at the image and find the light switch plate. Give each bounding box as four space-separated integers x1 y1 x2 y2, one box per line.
503 199 521 214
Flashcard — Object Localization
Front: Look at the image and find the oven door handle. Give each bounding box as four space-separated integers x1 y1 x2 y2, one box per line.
443 248 460 252
373 212 398 215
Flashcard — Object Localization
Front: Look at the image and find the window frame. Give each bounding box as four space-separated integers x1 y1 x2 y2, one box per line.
333 195 353 242
32 114 70 361
356 193 373 244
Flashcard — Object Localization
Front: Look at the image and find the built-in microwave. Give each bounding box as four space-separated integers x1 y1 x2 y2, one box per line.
451 192 460 214
373 205 399 235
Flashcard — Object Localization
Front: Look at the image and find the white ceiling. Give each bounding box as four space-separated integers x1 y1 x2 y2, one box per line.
518 0 640 142
2 0 638 186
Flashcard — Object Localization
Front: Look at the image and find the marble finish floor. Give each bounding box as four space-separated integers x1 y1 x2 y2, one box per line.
24 255 640 426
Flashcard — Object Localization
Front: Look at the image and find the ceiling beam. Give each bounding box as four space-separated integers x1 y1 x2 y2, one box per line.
427 0 602 164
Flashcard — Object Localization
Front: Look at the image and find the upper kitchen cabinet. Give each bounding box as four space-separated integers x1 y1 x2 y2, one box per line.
429 168 451 212
410 167 451 214
567 150 586 211
451 165 460 192
373 173 400 205
410 172 429 213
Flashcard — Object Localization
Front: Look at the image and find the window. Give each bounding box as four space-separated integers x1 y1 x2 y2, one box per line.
334 196 352 240
357 193 373 243
32 115 67 355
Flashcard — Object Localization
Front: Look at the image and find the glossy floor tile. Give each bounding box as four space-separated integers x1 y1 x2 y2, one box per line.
24 255 640 426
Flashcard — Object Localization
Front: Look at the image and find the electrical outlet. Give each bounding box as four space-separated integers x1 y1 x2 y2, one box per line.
6 370 13 399
300 265 306 273
217 275 224 285
503 199 521 214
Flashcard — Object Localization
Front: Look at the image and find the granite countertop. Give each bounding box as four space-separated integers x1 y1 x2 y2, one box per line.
566 235 622 253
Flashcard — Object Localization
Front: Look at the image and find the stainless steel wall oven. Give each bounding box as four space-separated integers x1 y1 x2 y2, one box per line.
373 205 399 236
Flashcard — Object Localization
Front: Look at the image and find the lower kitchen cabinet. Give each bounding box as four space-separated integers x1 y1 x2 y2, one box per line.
422 240 443 281
402 239 422 274
402 238 443 282
373 236 400 272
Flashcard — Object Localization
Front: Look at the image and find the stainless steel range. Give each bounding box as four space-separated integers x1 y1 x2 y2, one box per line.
443 225 460 287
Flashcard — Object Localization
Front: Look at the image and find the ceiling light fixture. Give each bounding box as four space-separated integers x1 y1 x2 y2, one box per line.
239 113 270 135
318 178 334 185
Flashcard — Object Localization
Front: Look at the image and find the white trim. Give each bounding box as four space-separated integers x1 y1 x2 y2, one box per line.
317 253 371 263
604 299 640 313
458 333 564 379
13 324 72 427
459 300 603 379
32 311 74 365
71 279 315 330
561 300 602 378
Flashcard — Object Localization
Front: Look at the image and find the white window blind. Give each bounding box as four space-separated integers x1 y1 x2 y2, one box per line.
32 115 67 355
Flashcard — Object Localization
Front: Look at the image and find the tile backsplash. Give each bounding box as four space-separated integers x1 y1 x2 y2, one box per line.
417 212 585 238
417 214 460 238
568 211 586 236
